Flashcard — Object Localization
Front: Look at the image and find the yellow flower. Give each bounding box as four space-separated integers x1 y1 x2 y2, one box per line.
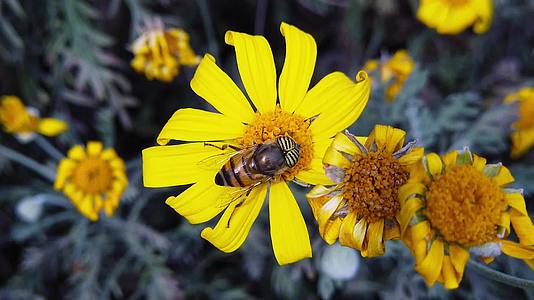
55 141 128 221
131 25 200 82
504 87 534 158
142 22 371 265
399 148 534 289
417 0 493 34
364 50 415 101
0 96 67 139
306 125 423 257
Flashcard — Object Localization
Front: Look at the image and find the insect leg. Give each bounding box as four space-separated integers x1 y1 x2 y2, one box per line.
204 142 241 151
226 188 253 228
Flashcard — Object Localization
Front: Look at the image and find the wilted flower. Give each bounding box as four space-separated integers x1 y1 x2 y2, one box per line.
0 96 67 141
504 87 534 158
417 0 493 34
399 148 534 289
55 141 128 221
143 22 371 265
130 20 200 82
306 125 423 257
364 50 415 101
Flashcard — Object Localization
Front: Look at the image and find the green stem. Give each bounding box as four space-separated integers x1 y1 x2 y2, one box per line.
0 143 56 182
468 260 534 290
196 0 218 58
34 135 64 161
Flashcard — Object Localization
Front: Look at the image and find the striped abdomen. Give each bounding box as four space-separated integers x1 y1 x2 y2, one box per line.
215 152 264 187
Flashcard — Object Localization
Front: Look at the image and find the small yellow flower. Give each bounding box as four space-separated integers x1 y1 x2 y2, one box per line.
417 0 493 34
306 125 423 257
142 22 371 265
0 96 67 139
55 141 128 221
399 148 534 289
504 87 534 158
130 23 200 82
364 50 415 101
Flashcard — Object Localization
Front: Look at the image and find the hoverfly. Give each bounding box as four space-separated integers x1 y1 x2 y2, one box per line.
201 136 301 226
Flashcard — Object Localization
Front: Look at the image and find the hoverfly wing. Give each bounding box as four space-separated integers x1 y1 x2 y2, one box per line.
198 149 240 171
215 181 265 208
215 186 253 208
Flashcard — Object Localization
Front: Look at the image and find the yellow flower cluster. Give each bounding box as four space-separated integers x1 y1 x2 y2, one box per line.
131 27 200 82
505 87 534 158
55 142 128 221
364 50 415 101
0 96 67 139
417 0 493 34
141 21 534 291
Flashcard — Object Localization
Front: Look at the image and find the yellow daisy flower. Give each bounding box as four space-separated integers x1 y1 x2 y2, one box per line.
417 0 493 34
306 125 424 257
364 50 415 101
0 95 67 140
399 148 534 289
55 141 128 221
504 87 534 158
130 23 200 82
142 22 371 265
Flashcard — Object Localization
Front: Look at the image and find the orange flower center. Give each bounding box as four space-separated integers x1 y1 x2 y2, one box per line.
425 165 506 247
71 157 113 194
241 107 313 182
342 150 408 223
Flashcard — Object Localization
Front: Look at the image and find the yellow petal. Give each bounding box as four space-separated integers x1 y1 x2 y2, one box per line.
67 145 86 161
225 30 276 114
511 128 534 158
323 146 351 169
269 182 312 265
142 143 221 187
37 118 68 136
190 54 255 123
510 215 534 245
493 165 514 186
441 150 458 168
472 154 487 171
157 108 245 145
397 147 424 167
410 220 431 244
366 125 406 154
450 244 469 280
416 239 444 286
353 217 368 251
424 153 443 178
165 180 227 224
442 256 459 289
87 141 103 156
339 212 358 248
501 240 534 259
323 218 343 245
54 159 76 190
398 182 426 204
330 132 359 156
317 194 343 237
364 219 385 257
506 192 528 216
398 197 423 236
472 0 493 34
201 183 267 252
278 22 317 113
295 157 334 185
307 71 371 141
